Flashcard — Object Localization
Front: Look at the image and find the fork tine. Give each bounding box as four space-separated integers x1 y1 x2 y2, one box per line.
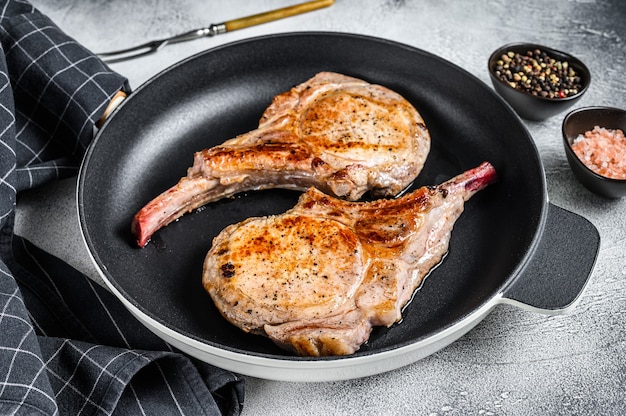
97 40 164 63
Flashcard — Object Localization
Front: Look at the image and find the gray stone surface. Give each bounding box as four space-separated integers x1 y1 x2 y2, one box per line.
18 1 626 414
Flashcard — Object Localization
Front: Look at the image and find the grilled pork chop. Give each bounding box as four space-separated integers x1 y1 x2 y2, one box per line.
132 72 430 247
203 162 497 356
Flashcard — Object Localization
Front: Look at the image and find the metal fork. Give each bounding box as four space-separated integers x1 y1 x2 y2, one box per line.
97 0 335 63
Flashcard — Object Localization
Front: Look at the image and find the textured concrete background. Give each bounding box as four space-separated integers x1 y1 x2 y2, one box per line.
18 1 626 414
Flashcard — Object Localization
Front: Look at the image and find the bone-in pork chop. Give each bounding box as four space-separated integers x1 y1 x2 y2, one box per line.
132 72 430 247
202 162 497 356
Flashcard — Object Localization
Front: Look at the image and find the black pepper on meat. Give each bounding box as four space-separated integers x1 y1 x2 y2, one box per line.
221 262 235 278
493 49 582 99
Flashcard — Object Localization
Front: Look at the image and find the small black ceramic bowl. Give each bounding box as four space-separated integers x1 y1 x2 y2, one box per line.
488 42 590 121
562 106 626 198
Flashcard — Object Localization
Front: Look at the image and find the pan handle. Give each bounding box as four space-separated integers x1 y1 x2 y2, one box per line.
499 202 600 314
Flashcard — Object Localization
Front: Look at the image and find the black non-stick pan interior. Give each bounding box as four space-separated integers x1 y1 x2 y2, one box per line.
79 33 545 359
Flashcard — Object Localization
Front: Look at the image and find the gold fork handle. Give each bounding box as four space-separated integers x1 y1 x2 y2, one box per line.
224 0 334 32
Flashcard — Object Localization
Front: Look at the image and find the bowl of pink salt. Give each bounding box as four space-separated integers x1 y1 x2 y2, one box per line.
562 106 626 198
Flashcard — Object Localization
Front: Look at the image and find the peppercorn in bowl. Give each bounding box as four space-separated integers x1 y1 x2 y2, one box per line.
488 42 590 121
562 106 626 198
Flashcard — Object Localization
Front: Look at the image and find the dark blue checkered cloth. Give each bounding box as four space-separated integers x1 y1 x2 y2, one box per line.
0 1 244 414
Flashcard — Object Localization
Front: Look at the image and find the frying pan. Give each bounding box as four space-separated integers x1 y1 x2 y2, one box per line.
78 33 600 382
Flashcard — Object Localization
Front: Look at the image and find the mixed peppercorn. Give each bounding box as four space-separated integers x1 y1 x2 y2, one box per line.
493 49 583 99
